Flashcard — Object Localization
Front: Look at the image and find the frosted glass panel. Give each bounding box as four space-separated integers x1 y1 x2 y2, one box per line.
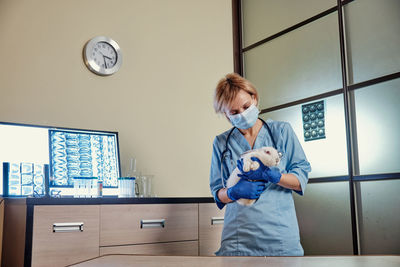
244 12 342 109
355 79 400 175
294 182 353 255
242 0 336 47
357 179 400 254
260 95 348 178
344 0 400 84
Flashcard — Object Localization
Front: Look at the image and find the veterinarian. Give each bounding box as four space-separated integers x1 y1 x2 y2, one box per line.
209 73 311 256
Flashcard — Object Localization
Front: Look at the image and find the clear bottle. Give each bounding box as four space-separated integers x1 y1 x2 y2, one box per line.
127 158 137 177
127 158 140 197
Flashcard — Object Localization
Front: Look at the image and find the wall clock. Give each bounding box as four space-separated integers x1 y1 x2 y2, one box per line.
83 36 122 76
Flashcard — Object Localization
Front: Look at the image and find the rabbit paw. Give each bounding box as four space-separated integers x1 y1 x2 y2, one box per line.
243 158 252 172
250 161 260 170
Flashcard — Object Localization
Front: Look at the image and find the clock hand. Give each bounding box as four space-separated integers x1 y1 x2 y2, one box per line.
99 50 112 60
103 55 107 69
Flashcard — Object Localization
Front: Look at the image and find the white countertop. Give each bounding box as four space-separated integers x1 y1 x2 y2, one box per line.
70 255 400 267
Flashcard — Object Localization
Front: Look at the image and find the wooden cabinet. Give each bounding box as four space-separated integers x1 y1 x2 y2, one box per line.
199 203 225 256
31 205 100 267
2 198 222 266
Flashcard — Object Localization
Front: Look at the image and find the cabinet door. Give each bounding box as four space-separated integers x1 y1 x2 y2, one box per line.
31 205 100 267
199 203 225 256
100 240 198 256
100 204 198 246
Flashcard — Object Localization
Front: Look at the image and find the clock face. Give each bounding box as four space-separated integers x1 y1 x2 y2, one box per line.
83 36 122 76
92 42 117 69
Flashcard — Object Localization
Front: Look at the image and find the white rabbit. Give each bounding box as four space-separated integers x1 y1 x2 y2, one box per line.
226 146 281 206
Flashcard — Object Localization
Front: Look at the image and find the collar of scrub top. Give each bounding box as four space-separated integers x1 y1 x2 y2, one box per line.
220 117 283 188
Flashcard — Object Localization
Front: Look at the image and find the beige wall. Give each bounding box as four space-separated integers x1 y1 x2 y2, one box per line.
0 0 233 197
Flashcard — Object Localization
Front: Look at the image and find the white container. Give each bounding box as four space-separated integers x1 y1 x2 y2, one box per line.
73 177 98 198
88 177 98 197
73 177 84 198
118 177 136 198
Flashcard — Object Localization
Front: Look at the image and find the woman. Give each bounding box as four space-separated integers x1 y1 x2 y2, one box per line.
210 73 311 256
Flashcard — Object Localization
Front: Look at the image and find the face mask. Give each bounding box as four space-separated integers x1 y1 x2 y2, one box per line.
228 104 259 129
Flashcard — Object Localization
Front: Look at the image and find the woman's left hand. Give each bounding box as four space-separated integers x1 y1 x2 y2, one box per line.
237 157 282 184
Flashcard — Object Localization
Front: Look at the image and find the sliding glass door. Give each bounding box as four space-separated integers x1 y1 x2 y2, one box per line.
236 0 400 255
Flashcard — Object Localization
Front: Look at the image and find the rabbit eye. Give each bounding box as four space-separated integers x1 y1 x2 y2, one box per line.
265 150 271 154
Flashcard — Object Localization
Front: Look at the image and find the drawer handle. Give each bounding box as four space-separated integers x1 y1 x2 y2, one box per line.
140 219 165 229
211 217 224 225
53 222 84 233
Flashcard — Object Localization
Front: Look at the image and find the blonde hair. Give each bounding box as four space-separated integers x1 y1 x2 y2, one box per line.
213 73 259 114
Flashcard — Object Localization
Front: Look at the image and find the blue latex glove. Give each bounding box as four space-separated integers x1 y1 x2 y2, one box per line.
237 157 282 184
227 178 266 201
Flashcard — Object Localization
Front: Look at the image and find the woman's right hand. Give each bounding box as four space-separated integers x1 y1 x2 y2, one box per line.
227 179 267 201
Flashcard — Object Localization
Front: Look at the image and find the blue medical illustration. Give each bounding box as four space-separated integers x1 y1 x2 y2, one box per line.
50 130 119 187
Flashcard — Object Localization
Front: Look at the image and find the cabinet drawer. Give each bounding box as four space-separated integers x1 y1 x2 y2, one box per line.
31 205 100 267
100 240 198 256
199 203 225 256
100 204 198 246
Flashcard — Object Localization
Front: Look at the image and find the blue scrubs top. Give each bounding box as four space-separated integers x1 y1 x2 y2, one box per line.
209 119 311 256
